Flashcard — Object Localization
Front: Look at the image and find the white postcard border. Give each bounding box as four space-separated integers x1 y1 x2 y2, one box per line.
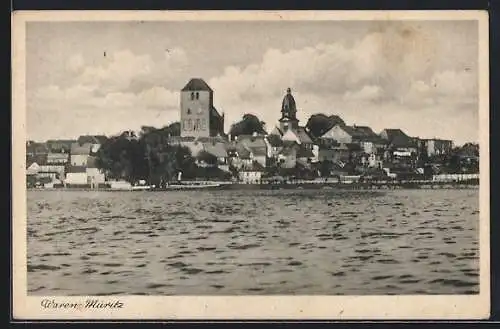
11 10 490 320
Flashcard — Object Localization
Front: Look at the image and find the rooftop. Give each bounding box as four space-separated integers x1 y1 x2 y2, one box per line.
181 78 213 92
70 142 92 155
78 135 108 145
67 166 87 173
381 128 417 148
241 161 265 172
202 142 228 158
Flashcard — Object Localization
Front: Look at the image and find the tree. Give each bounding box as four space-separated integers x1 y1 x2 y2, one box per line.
142 128 196 186
95 134 146 182
164 122 181 137
95 126 196 186
305 114 345 139
229 114 267 138
197 150 217 166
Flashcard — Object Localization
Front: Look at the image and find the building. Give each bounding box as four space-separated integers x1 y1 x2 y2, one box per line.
26 153 66 182
46 152 69 165
234 134 268 168
269 88 314 149
77 135 108 154
26 142 49 157
64 166 88 186
70 143 92 166
167 136 205 158
379 129 418 155
267 88 316 167
202 140 229 170
45 139 75 153
238 161 265 184
321 124 386 153
421 138 453 157
180 78 225 138
86 156 106 187
167 135 230 171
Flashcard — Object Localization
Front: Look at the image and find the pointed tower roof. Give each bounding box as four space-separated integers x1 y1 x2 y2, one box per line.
281 87 297 118
181 78 213 92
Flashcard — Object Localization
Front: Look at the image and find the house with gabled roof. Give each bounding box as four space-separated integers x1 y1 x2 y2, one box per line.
70 142 92 166
234 134 268 168
380 128 418 155
201 141 229 171
26 142 49 156
45 139 75 153
321 124 386 152
77 135 108 154
318 123 386 167
27 153 66 181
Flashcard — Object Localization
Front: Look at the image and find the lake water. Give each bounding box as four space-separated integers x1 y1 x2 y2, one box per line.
27 189 479 296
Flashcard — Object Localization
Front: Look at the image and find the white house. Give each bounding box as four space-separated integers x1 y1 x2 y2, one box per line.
26 162 40 176
86 167 106 186
70 143 92 166
64 166 88 185
46 152 69 165
238 162 265 184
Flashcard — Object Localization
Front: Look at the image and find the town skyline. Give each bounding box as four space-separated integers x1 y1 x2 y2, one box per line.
27 20 479 145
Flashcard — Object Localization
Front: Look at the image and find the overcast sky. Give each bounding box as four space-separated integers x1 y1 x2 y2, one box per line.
26 20 479 145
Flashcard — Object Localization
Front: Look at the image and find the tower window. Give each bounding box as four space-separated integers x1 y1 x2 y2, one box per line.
190 92 195 100
187 108 191 114
195 92 199 100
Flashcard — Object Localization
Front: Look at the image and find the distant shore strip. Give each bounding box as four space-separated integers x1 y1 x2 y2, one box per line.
29 178 479 192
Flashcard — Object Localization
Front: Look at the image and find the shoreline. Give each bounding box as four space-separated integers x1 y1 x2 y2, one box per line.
27 181 480 192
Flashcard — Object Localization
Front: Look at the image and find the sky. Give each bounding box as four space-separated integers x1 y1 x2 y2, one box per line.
26 20 479 145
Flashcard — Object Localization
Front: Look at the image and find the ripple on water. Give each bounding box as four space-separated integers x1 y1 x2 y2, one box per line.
28 264 61 272
27 189 479 295
429 278 477 288
227 243 261 250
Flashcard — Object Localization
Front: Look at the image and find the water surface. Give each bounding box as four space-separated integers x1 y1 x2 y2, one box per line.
27 189 479 295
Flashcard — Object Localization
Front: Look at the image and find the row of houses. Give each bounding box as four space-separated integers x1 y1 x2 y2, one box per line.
162 84 455 183
26 79 461 185
26 135 107 187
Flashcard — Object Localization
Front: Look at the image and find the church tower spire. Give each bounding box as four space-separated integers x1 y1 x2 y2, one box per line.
279 87 299 132
281 87 297 120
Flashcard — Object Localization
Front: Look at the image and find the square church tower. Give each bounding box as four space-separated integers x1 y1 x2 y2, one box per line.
180 78 225 138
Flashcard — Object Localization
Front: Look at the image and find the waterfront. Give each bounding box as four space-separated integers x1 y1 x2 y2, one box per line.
27 189 479 296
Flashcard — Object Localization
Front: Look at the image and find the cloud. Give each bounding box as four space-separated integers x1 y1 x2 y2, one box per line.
343 85 384 102
27 83 180 140
27 23 478 144
76 49 188 93
207 27 478 144
27 48 189 139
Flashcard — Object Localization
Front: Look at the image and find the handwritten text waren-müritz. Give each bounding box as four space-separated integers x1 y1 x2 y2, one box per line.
41 299 124 310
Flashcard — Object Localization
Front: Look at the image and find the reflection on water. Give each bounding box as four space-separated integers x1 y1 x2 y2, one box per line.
27 189 479 295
